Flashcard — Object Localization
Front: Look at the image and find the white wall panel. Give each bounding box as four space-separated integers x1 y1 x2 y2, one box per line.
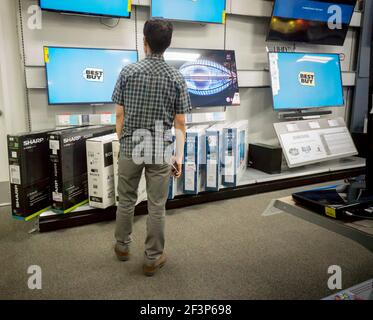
22 0 136 66
28 90 94 131
17 0 360 145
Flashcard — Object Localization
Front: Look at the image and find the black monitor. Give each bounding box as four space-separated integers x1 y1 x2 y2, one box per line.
39 0 131 18
267 0 357 46
367 23 373 191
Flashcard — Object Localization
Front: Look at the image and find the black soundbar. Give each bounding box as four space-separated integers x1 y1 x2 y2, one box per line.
280 110 332 119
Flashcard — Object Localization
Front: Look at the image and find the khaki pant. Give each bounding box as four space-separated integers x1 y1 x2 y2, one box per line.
115 156 171 264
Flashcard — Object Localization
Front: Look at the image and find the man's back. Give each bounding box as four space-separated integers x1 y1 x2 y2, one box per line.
112 54 190 158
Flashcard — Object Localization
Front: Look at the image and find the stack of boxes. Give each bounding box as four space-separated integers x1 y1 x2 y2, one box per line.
205 122 230 192
183 125 210 195
7 118 250 220
48 125 115 213
222 120 249 187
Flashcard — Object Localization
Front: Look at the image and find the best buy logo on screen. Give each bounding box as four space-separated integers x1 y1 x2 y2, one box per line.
83 68 104 82
298 72 315 86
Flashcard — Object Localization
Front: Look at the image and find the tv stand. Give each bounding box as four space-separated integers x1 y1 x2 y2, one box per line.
280 110 332 120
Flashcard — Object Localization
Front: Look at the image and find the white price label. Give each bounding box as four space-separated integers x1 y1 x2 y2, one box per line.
52 192 63 202
9 165 21 185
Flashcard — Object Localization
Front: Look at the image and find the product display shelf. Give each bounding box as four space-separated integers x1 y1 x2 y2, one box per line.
274 196 373 254
38 157 365 232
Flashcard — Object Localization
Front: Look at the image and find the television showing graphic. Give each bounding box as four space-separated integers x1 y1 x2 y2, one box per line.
267 0 357 46
151 0 226 24
45 47 138 105
165 49 240 108
39 0 131 18
269 52 344 110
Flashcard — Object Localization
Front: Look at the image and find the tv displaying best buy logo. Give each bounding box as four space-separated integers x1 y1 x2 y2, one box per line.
299 72 315 86
45 47 138 104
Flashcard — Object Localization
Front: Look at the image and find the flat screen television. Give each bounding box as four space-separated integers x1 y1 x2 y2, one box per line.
151 0 226 24
44 47 138 105
269 52 344 110
39 0 131 18
164 48 240 108
267 0 357 46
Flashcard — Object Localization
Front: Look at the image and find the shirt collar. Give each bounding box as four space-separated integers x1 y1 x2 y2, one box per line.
145 53 164 61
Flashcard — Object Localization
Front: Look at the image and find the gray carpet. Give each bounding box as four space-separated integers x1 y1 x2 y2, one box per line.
0 182 372 300
0 181 10 206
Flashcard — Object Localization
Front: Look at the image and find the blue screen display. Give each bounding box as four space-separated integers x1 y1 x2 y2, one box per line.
45 47 138 105
40 0 131 18
152 0 226 24
273 0 355 24
269 52 344 110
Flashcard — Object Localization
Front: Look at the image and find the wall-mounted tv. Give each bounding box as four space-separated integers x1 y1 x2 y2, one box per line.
269 52 344 110
39 0 131 18
151 0 226 24
165 48 240 108
44 47 138 105
267 0 357 46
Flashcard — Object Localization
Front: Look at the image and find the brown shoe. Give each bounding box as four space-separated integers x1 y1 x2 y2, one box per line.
143 253 167 277
114 245 129 261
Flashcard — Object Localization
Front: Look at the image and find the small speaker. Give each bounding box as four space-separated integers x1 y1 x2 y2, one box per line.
248 143 283 174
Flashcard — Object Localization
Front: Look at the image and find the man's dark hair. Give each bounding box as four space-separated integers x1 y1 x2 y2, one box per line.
143 19 173 54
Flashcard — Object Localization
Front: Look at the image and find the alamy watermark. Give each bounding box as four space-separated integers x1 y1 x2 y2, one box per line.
27 265 42 290
27 5 42 30
328 265 342 290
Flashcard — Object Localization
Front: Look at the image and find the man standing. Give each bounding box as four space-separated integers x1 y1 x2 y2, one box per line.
112 19 191 276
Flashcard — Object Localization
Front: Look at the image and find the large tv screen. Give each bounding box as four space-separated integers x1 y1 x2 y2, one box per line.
164 49 240 108
44 47 138 105
39 0 131 18
267 0 357 46
269 52 344 110
151 0 226 24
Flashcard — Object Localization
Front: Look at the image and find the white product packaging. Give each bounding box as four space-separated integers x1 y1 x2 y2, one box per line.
222 120 249 187
86 133 117 209
205 122 231 191
183 125 210 195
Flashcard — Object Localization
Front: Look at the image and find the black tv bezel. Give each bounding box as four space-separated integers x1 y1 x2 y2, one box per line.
38 0 132 19
266 0 357 46
165 47 240 108
150 0 227 25
268 51 345 112
44 46 138 106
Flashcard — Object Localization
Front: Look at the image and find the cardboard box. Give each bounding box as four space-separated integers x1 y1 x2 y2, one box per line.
222 120 249 187
112 137 147 206
48 125 115 213
86 133 117 209
205 122 231 192
183 125 210 195
7 129 54 220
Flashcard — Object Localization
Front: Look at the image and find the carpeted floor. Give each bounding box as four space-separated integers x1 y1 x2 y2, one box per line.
0 182 372 300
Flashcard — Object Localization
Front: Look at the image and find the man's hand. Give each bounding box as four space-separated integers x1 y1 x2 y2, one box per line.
171 156 183 178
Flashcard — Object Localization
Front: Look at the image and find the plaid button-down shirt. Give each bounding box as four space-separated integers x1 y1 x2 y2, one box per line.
112 54 192 162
